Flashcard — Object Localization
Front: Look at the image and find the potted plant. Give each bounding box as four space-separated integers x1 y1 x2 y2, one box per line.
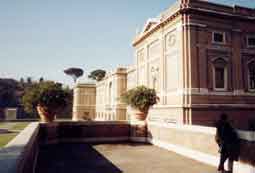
121 86 159 121
22 81 70 123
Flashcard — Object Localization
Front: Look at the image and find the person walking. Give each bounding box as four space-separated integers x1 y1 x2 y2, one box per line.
215 114 240 173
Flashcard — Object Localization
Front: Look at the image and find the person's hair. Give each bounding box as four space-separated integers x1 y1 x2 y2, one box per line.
220 113 228 121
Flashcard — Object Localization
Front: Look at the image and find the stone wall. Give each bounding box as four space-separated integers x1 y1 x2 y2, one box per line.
147 121 255 173
0 123 40 173
39 121 130 144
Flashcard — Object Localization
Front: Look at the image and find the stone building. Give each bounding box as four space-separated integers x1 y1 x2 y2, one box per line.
74 0 255 129
73 83 96 121
133 0 255 129
94 68 127 121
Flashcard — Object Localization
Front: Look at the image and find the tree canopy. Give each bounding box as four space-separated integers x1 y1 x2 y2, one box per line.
64 68 84 83
88 69 106 81
0 78 20 107
21 81 72 115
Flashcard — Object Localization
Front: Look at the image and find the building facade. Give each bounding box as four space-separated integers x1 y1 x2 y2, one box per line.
133 0 255 129
75 0 255 130
73 83 96 121
95 68 127 121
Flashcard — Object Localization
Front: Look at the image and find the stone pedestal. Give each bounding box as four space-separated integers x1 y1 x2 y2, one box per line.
130 120 147 142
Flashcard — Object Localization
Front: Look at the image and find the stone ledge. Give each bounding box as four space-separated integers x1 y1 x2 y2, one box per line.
39 120 129 127
0 122 39 173
148 121 255 141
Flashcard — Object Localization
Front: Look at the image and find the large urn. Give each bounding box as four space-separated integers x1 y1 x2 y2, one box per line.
36 105 56 123
132 108 149 121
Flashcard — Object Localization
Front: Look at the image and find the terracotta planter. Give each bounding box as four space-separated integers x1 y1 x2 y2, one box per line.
36 105 56 123
133 109 148 121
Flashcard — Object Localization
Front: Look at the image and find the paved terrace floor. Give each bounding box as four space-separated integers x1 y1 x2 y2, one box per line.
36 143 216 173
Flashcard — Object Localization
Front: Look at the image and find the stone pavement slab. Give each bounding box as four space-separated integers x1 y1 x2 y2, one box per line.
36 143 216 173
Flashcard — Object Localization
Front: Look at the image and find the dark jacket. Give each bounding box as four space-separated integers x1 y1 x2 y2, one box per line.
215 120 240 161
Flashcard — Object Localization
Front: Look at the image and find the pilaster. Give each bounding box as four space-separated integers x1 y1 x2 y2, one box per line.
232 29 243 90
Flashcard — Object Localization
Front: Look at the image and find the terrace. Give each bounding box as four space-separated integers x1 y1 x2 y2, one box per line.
0 121 254 173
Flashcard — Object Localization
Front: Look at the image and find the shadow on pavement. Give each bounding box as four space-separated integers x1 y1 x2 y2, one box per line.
35 143 122 173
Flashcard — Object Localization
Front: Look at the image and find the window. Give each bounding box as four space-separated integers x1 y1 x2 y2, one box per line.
212 32 225 44
247 35 255 47
248 61 255 91
213 58 227 90
215 67 225 88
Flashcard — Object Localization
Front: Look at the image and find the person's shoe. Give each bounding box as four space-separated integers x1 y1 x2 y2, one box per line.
218 166 225 173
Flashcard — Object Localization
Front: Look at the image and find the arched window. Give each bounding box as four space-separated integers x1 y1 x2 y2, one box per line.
248 61 255 90
213 58 228 90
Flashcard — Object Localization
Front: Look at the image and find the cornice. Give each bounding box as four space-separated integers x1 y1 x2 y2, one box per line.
132 10 182 47
187 7 255 21
133 2 255 47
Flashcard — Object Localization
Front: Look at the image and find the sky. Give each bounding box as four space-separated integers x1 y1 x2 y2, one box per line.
0 0 254 87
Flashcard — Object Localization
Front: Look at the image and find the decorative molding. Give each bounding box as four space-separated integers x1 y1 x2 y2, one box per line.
163 88 255 96
188 7 255 20
210 56 229 63
153 103 255 109
188 103 255 109
182 22 207 28
207 46 232 53
133 10 182 46
165 31 177 49
241 49 255 55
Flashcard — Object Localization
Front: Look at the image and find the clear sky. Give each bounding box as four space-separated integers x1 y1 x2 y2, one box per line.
1 0 254 87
